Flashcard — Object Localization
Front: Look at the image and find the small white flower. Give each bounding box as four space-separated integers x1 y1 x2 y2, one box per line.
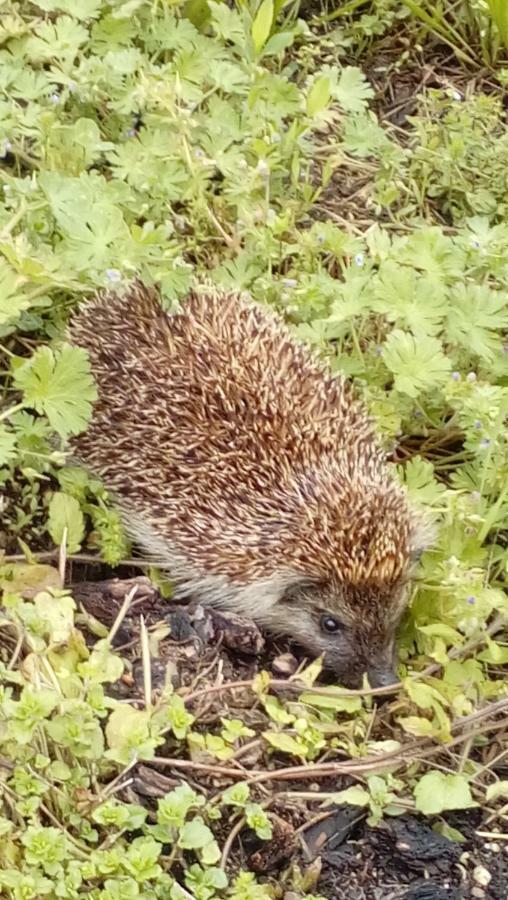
354 253 365 267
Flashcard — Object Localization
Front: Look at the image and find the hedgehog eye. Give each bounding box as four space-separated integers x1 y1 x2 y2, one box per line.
320 614 344 634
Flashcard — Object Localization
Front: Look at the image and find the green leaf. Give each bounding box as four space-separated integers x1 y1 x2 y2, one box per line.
478 641 508 664
333 66 374 113
414 772 478 815
446 283 508 362
399 456 447 508
307 76 331 116
299 692 362 713
48 492 85 554
34 591 75 643
78 641 125 684
105 705 155 764
382 330 451 397
13 344 96 439
0 425 17 465
327 785 370 807
251 0 274 53
25 15 89 63
486 781 508 802
418 624 463 645
245 803 272 840
263 731 307 757
433 822 467 843
397 716 437 738
157 784 205 831
179 817 220 859
372 261 448 336
0 264 28 327
222 782 250 807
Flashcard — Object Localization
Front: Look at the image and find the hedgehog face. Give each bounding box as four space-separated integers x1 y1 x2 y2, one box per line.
275 577 411 688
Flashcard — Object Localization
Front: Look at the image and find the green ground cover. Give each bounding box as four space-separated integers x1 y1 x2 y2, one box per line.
0 2 507 897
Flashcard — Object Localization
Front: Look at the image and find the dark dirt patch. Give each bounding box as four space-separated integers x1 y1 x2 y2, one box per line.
305 810 506 899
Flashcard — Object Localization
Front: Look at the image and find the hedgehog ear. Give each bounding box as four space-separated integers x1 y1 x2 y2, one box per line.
279 574 322 603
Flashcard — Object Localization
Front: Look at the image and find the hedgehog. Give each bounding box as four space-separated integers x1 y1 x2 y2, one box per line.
68 280 431 688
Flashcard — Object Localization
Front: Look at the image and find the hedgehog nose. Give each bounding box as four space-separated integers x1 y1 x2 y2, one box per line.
367 665 399 691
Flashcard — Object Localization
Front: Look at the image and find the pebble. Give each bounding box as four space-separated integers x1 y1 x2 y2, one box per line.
473 866 492 887
272 652 299 676
471 889 485 899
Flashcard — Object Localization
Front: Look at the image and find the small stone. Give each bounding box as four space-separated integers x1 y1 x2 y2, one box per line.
473 866 491 887
272 652 299 676
471 889 485 899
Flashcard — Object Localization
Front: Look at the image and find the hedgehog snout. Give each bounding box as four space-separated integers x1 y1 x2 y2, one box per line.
366 644 399 691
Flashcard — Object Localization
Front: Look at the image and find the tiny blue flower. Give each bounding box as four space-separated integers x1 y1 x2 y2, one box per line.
474 420 482 430
126 128 136 138
470 238 481 250
354 253 365 267
282 278 297 288
466 595 476 605
375 345 383 357
194 148 204 159
49 93 60 104
106 269 121 283
451 371 460 381
480 437 491 448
